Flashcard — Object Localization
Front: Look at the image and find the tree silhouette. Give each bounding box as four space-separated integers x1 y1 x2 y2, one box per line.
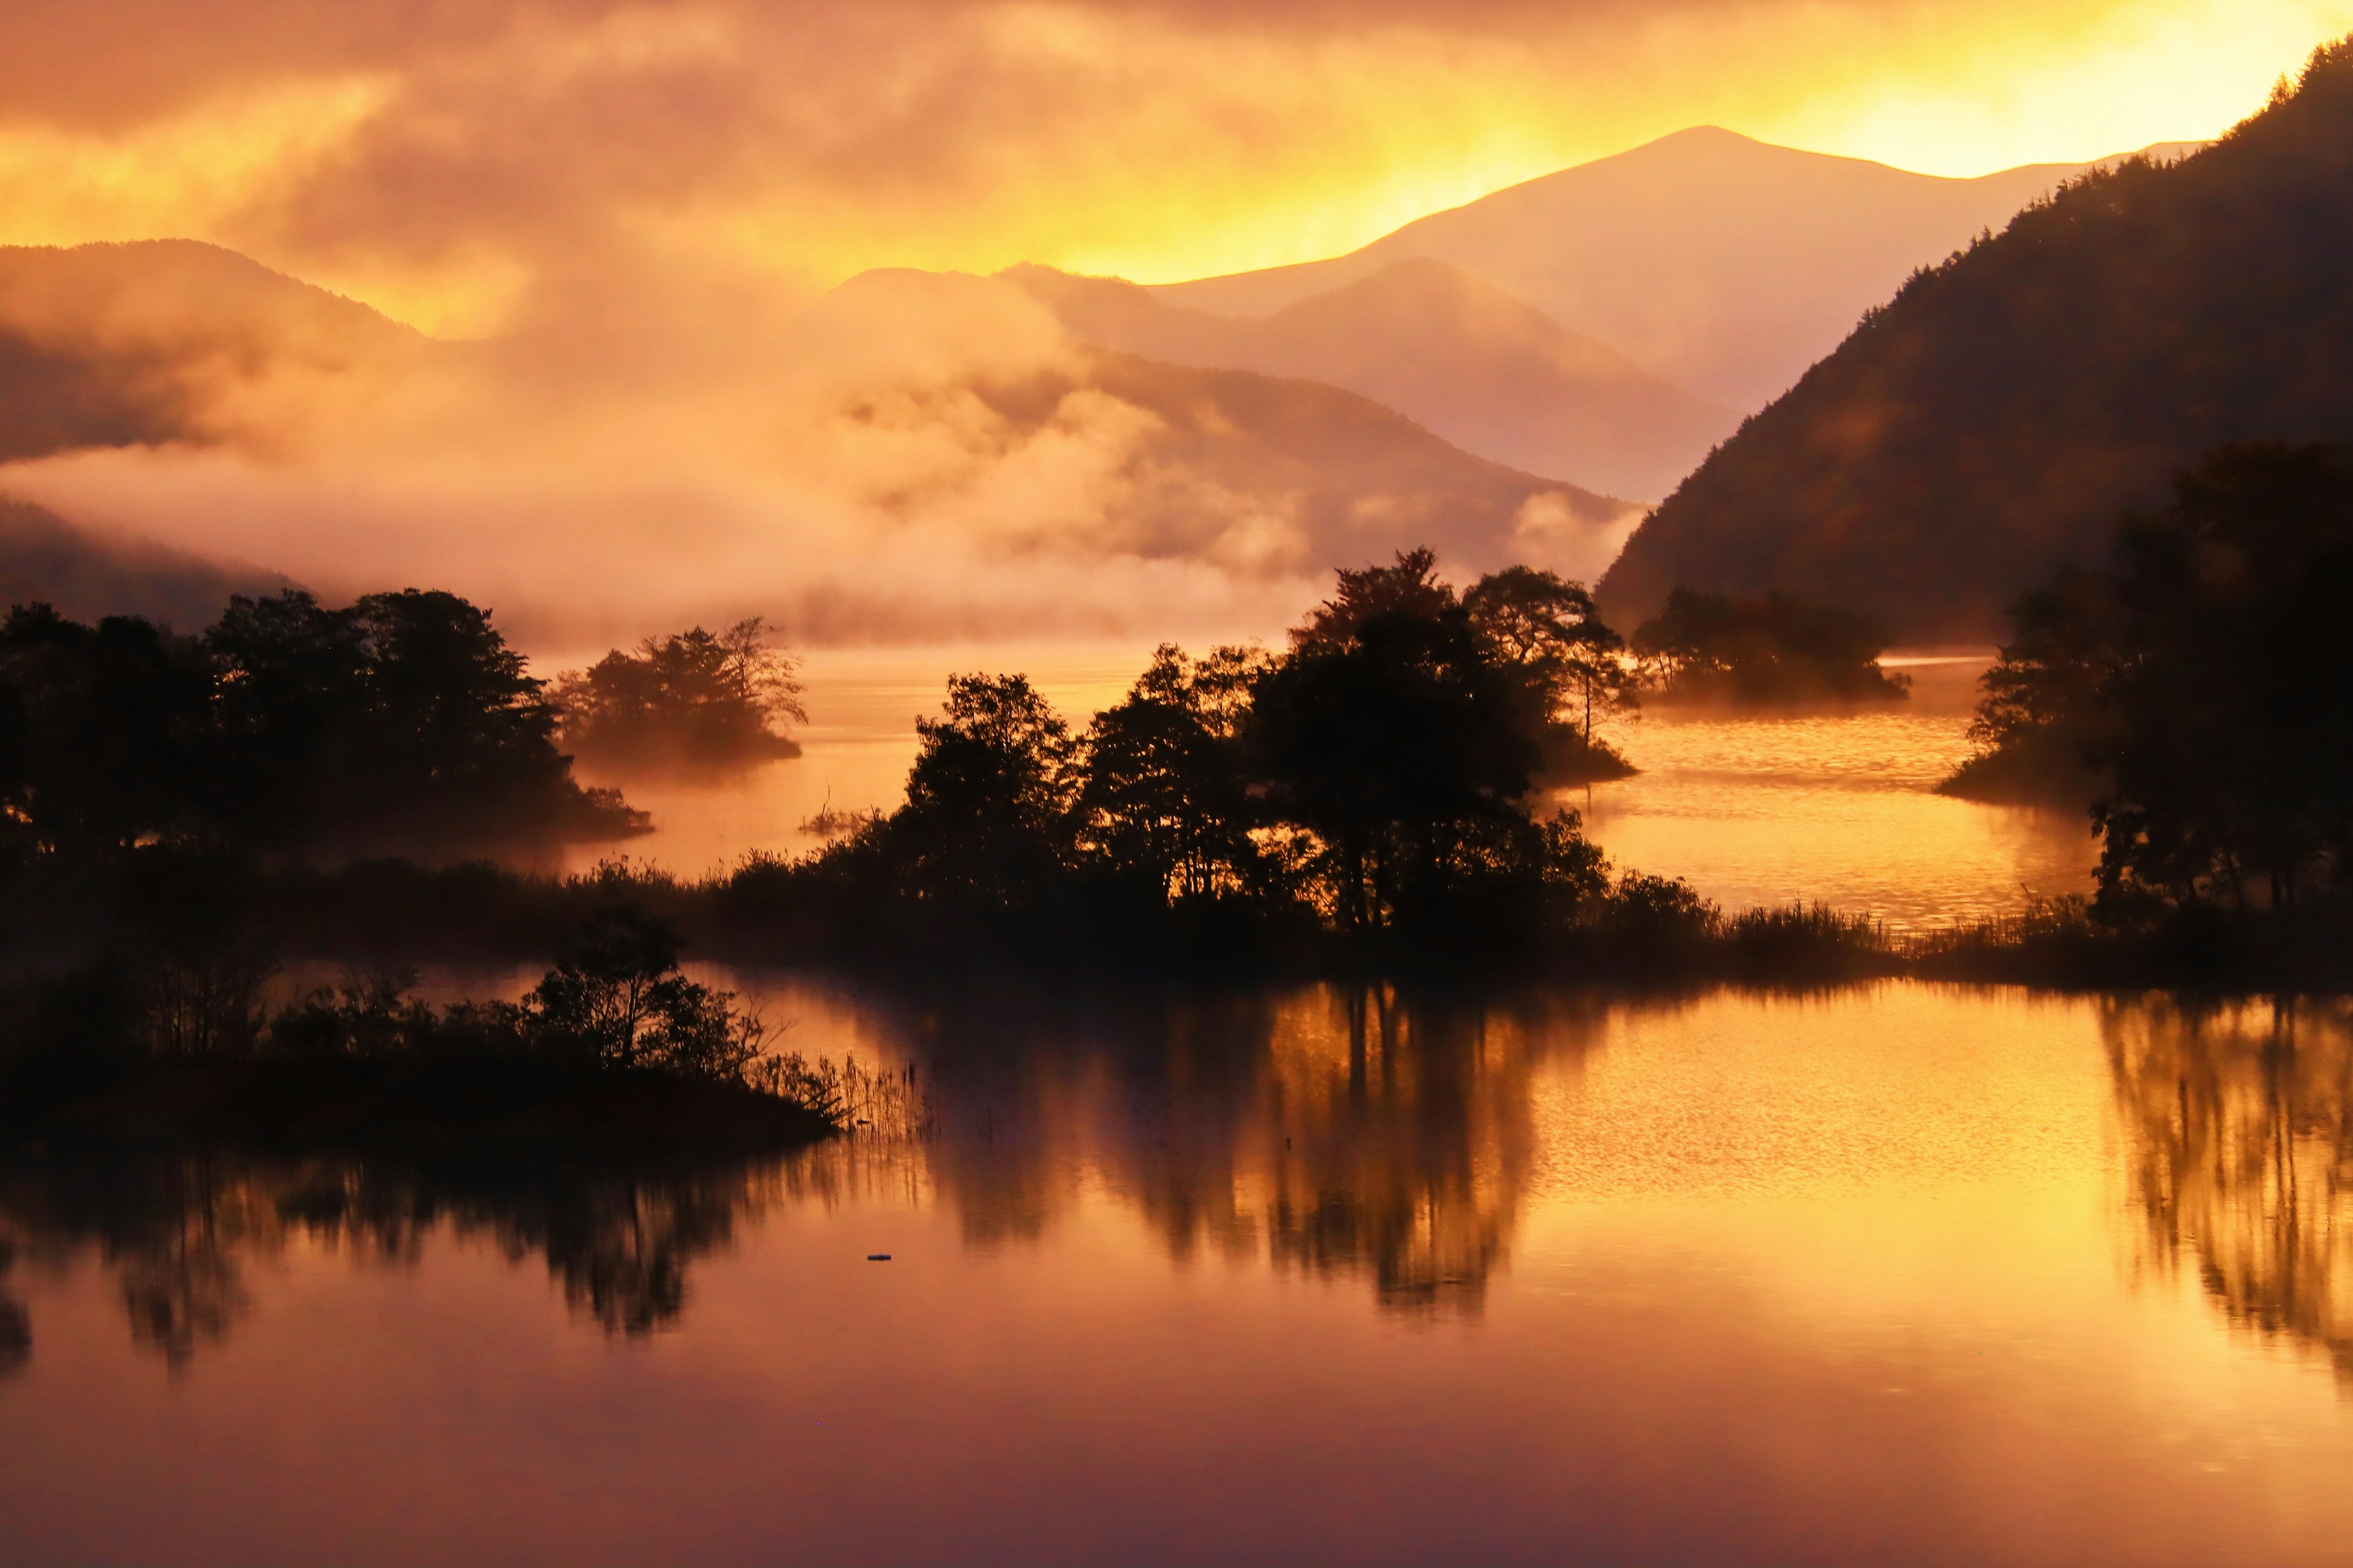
1078 644 1268 901
553 618 805 766
1632 587 1909 704
1950 441 2353 909
890 673 1080 912
1247 551 1544 934
0 588 642 856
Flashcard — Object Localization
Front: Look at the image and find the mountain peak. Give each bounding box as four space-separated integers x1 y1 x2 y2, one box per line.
1148 129 2159 407
1597 44 2353 638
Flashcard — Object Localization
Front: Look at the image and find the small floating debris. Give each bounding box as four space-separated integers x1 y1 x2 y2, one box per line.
867 1254 892 1261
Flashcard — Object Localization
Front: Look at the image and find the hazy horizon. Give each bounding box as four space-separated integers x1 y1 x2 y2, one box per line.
0 2 2333 651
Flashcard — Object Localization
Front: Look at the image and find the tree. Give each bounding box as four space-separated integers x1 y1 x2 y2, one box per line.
889 673 1078 910
1631 588 1909 704
1936 566 2115 802
1463 565 1636 779
0 588 641 856
528 909 762 1080
0 604 212 849
2090 443 2353 909
1078 644 1268 900
553 617 805 765
1248 551 1542 932
204 590 370 837
1947 442 2353 910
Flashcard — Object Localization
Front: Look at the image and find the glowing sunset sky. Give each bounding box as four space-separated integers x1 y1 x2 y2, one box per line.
0 0 2344 335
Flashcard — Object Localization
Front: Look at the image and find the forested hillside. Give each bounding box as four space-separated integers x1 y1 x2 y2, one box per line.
0 498 288 628
1599 43 2353 640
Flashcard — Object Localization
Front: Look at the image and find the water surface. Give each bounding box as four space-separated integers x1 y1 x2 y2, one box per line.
5 982 2351 1566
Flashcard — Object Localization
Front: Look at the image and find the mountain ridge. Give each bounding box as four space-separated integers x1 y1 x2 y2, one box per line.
0 238 426 463
1146 127 2203 409
800 266 1642 583
1007 257 1735 498
1594 46 2353 640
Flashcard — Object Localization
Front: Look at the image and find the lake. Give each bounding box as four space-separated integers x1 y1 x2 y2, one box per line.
4 980 2351 1564
7 651 2343 1567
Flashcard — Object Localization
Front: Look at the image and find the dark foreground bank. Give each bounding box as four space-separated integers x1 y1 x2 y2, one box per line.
0 909 879 1159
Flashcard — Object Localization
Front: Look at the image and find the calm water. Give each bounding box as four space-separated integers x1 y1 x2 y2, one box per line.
9 653 2326 1565
6 981 2353 1566
561 648 2093 928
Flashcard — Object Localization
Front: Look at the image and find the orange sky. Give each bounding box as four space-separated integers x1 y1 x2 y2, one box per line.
0 0 2346 335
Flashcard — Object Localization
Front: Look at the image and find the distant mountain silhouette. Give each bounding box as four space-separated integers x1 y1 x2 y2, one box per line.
806 268 1641 581
1150 129 2194 410
1007 259 1735 498
0 239 422 461
1597 45 2353 641
0 496 291 627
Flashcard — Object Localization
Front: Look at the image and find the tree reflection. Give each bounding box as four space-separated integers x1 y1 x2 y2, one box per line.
893 982 1601 1318
2107 995 2353 1376
0 1153 794 1368
0 1236 27 1379
0 981 1607 1369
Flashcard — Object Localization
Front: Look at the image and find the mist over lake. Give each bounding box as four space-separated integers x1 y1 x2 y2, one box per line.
7 6 2353 1564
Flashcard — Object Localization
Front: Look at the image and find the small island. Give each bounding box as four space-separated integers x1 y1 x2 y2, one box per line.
1629 586 1912 705
553 618 806 768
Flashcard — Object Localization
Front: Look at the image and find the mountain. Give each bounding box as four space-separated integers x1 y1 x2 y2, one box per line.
1007 259 1736 499
1595 44 2353 641
0 239 423 463
1150 129 2198 410
0 496 292 628
801 268 1642 583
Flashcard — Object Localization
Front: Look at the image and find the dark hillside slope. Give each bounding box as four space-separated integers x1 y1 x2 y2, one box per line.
1598 45 2353 640
0 497 290 627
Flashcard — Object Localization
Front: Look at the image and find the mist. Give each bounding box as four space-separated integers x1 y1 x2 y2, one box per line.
0 248 1637 656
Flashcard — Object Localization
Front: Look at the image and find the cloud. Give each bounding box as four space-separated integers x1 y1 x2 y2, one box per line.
0 0 2327 655
0 0 2326 337
0 250 1632 654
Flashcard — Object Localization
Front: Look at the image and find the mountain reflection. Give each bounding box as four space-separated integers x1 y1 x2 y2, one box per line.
2107 996 2353 1377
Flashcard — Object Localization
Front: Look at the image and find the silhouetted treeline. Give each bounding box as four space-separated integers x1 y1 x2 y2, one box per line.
552 618 805 767
1944 442 2353 920
733 550 1659 969
1630 587 1909 705
0 587 642 857
1601 36 2353 639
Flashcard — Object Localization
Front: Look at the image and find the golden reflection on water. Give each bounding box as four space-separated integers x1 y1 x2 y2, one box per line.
1575 667 2094 929
12 983 2353 1564
10 983 2353 1389
2108 995 2353 1379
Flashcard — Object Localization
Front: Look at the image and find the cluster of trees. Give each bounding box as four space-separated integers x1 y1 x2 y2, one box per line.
1601 36 2353 640
270 911 767 1083
1944 442 2353 913
551 618 805 767
1630 588 1910 704
0 890 844 1157
0 588 642 857
751 551 1696 966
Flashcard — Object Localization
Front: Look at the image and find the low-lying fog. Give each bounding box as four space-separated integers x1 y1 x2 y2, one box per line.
0 257 1639 653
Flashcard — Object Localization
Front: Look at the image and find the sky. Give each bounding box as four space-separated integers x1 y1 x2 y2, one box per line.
1 0 2346 336
1 0 2347 651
